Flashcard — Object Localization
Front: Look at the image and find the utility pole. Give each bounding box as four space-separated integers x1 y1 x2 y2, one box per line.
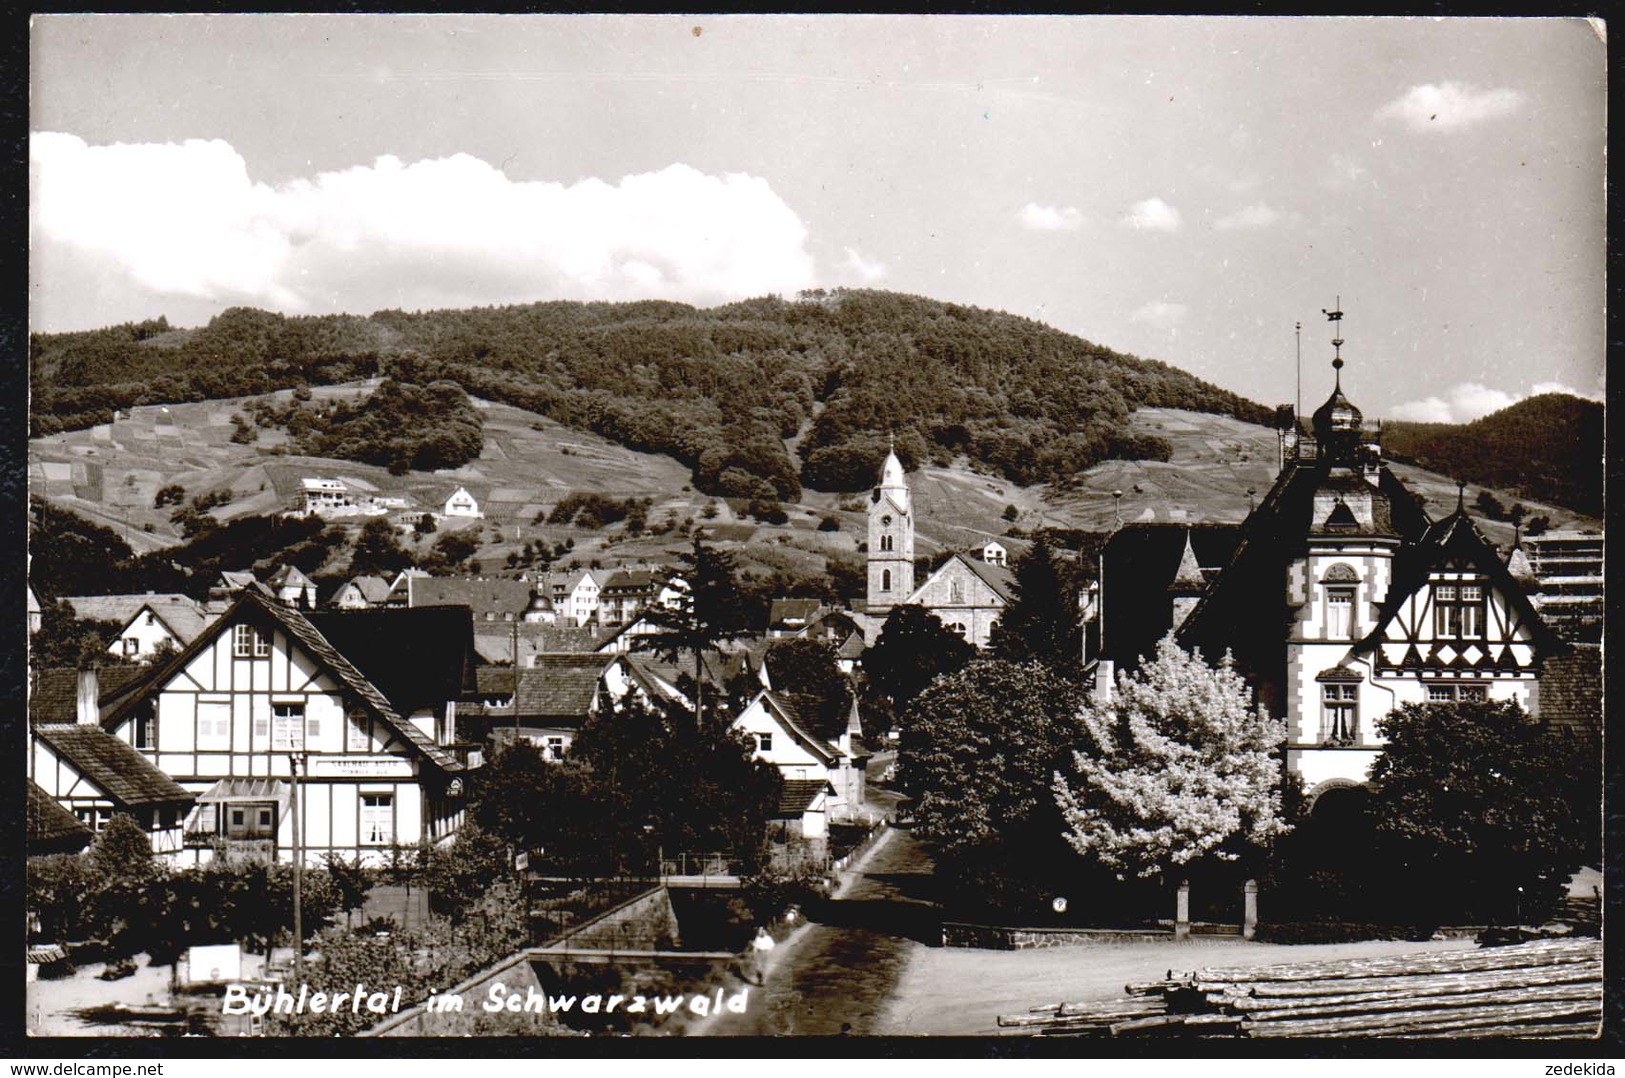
290 751 305 984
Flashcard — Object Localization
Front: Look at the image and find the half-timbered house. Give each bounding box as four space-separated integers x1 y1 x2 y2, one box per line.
95 590 479 866
1093 349 1564 804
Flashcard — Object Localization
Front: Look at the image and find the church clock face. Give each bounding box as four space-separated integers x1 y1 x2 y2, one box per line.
882 516 892 527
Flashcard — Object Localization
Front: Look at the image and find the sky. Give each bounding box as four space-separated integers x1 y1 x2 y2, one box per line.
29 14 1607 422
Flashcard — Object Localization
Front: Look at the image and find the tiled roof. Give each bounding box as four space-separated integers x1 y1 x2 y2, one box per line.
341 575 394 604
473 623 598 664
33 724 195 807
28 781 92 848
104 590 460 771
30 667 148 726
601 569 664 594
760 691 841 765
61 594 214 644
511 655 617 721
1537 643 1601 737
266 564 314 587
776 779 831 816
406 577 533 618
769 598 825 628
835 632 866 660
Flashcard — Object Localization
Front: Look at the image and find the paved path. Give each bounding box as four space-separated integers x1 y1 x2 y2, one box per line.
699 826 939 1036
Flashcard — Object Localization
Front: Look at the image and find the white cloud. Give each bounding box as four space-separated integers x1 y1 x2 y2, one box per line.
1531 380 1605 402
1130 301 1188 330
1018 202 1083 231
1388 381 1582 424
29 132 818 318
838 246 887 283
1376 82 1523 133
1213 203 1282 231
1120 197 1181 233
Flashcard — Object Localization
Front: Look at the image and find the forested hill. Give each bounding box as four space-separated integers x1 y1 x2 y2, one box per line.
30 290 1272 498
1383 394 1603 518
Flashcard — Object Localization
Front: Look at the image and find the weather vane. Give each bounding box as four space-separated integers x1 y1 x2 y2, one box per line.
1321 297 1345 376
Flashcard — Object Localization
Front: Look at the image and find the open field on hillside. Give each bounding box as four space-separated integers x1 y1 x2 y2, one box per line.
29 387 1597 579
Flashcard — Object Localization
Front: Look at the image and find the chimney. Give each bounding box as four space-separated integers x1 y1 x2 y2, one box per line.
77 666 100 725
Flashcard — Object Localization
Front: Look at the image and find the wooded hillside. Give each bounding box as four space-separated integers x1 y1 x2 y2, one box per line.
30 290 1271 498
1383 394 1602 517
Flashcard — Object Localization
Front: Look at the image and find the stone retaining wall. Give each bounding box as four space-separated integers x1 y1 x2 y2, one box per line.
942 922 1172 949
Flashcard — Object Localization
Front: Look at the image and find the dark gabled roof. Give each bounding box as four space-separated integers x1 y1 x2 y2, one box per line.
30 667 148 727
1172 461 1426 662
474 666 517 697
103 590 460 770
601 569 664 595
758 691 841 766
339 575 393 605
28 781 93 849
403 577 533 617
33 725 195 807
775 779 832 816
62 594 213 644
517 654 616 720
769 598 825 628
1101 523 1245 669
835 631 866 661
1355 507 1562 657
305 605 477 716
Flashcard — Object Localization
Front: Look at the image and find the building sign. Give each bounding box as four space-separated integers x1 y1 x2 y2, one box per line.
309 757 414 779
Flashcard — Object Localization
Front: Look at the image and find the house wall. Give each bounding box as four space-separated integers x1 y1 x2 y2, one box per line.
109 617 452 866
29 741 186 856
908 560 1004 648
107 610 183 660
1283 541 1542 788
733 699 828 781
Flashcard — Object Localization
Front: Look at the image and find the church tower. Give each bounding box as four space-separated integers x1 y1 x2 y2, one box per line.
867 444 915 617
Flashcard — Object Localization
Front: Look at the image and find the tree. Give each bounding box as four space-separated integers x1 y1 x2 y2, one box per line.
422 530 480 574
861 605 974 729
348 516 413 577
988 534 1082 672
901 660 1092 905
632 534 752 724
1367 699 1595 924
414 512 437 537
31 601 135 668
765 638 853 737
1053 635 1289 882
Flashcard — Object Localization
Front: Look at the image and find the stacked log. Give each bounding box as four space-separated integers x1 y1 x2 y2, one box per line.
998 938 1601 1038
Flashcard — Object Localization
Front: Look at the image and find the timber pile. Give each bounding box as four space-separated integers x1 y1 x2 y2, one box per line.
998 938 1601 1039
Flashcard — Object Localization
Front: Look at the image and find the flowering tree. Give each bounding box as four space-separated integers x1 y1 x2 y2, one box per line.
1053 635 1288 880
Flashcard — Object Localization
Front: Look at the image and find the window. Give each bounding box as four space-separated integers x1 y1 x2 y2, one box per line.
1320 683 1358 745
75 807 113 832
272 702 306 751
123 638 140 657
881 569 892 592
347 715 370 752
756 733 773 753
360 794 394 845
197 701 231 749
223 802 276 840
949 581 963 604
546 736 566 760
1325 585 1355 639
880 534 893 552
1427 684 1488 703
134 709 158 751
233 623 270 658
1434 581 1484 639
145 612 157 626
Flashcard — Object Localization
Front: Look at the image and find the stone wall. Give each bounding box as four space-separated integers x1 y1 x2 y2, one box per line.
550 885 681 951
942 922 1171 949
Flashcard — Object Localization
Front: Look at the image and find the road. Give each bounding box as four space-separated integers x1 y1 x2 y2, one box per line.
699 825 939 1036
